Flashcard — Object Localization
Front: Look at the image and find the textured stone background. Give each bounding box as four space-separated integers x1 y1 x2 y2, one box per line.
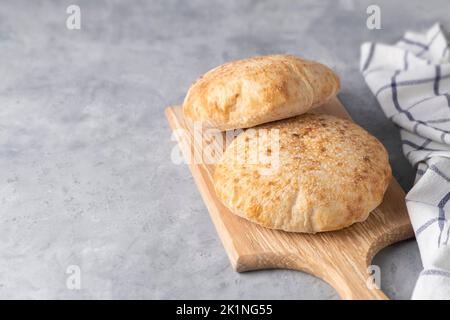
0 0 448 299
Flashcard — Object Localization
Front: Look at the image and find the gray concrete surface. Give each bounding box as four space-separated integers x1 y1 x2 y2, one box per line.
0 0 448 299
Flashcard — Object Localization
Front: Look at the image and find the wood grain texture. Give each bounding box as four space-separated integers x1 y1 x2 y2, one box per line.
165 97 414 300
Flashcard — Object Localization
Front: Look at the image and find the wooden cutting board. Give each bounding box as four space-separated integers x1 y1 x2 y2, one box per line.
165 97 414 300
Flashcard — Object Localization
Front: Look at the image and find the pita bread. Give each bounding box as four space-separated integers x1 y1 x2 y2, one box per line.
213 113 391 233
183 55 340 130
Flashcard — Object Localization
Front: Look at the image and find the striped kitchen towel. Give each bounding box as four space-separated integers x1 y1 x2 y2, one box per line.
361 23 450 300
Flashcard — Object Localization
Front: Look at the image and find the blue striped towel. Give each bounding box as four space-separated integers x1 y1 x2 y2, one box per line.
361 23 450 299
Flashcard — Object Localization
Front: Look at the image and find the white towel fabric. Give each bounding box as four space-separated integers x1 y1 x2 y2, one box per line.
360 23 450 299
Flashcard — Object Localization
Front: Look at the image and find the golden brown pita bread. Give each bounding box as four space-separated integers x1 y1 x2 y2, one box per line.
183 55 340 130
213 113 391 233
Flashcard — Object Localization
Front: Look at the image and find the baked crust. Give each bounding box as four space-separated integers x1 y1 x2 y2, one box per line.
183 55 340 130
213 113 391 233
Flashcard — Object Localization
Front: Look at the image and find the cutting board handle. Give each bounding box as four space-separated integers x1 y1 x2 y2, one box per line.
314 257 388 300
228 183 413 300
235 251 388 300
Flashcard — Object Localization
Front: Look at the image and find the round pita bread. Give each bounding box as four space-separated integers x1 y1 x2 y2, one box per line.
183 55 340 130
213 113 391 233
